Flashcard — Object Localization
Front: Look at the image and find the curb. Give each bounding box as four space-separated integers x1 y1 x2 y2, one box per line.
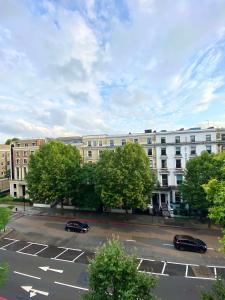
0 228 15 240
32 213 221 232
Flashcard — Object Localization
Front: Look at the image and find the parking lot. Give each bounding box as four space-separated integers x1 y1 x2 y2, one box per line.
1 237 225 281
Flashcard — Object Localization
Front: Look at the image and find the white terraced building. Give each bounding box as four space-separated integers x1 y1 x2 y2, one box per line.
10 127 225 216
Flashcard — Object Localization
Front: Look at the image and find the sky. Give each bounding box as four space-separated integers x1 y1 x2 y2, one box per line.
0 0 225 143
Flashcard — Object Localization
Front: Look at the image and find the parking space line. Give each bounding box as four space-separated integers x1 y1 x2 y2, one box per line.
17 243 32 253
185 265 188 277
73 252 84 262
34 246 49 255
14 271 41 280
1 239 19 249
52 249 68 259
214 267 217 278
139 270 169 277
4 238 18 241
167 261 199 266
55 281 89 291
161 261 167 275
28 242 48 247
186 275 216 281
138 257 155 262
207 265 225 268
58 246 82 252
137 259 143 270
163 243 174 247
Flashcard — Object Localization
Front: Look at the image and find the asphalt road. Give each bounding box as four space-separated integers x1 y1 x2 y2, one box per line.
0 249 214 300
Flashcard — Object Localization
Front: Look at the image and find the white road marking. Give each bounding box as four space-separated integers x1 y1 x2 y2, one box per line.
1 239 19 249
137 257 155 262
34 246 48 255
55 281 89 291
29 242 48 247
167 261 199 266
125 239 136 242
207 248 215 250
163 243 174 247
138 270 169 276
52 249 68 259
39 266 63 273
58 246 82 252
21 286 49 297
17 243 32 253
161 261 167 275
14 271 41 280
207 265 225 268
186 276 216 281
73 251 84 262
4 238 18 241
185 265 189 277
214 267 217 279
137 259 143 270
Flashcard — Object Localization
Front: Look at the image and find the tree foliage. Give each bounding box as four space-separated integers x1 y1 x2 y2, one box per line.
0 262 9 287
5 137 19 145
72 163 101 209
83 239 157 300
202 278 225 300
96 143 156 212
0 208 11 232
180 151 225 214
26 141 81 206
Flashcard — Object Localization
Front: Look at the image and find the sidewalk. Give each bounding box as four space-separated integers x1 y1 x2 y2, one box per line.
3 204 221 231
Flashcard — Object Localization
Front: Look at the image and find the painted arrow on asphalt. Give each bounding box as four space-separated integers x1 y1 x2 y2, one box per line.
39 266 63 273
21 286 49 298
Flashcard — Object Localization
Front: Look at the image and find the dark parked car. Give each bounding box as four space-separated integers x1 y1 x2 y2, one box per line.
65 221 89 233
173 235 207 253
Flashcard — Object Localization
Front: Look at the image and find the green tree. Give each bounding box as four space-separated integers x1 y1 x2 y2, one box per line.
202 278 225 300
72 163 101 210
0 208 11 232
96 143 156 213
180 151 225 215
83 239 157 300
26 141 81 208
5 137 19 145
0 262 9 287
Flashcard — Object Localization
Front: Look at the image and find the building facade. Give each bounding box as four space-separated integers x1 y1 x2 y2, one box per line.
9 139 46 198
0 144 10 178
9 128 225 216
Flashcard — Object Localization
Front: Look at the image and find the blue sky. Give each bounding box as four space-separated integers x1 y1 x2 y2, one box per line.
0 0 225 142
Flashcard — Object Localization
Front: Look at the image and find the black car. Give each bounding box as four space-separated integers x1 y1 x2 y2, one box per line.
173 235 207 253
65 221 89 233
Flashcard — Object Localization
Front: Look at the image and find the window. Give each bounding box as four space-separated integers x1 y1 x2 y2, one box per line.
24 167 27 176
161 160 167 169
99 140 102 147
149 160 153 168
147 137 152 144
93 140 97 147
16 143 20 147
161 137 166 144
175 192 181 203
14 184 16 188
14 192 17 197
16 151 20 157
87 141 91 147
24 151 28 157
175 146 181 155
134 138 138 143
88 150 92 157
148 148 152 156
32 142 36 146
206 134 211 142
190 135 195 142
16 159 20 164
24 159 28 164
99 150 103 158
25 143 28 147
176 174 183 185
162 174 168 186
206 145 212 154
161 148 166 156
110 139 114 146
121 139 126 146
175 136 180 143
176 159 181 169
16 167 20 179
222 134 225 141
190 146 196 155
2 154 4 158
